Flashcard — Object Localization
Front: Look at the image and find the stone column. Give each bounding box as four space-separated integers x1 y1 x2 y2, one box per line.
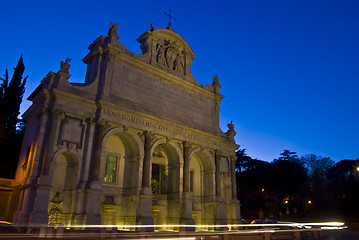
12 107 52 225
181 142 195 228
141 131 153 190
85 120 106 225
41 109 65 176
215 151 226 226
28 109 64 225
215 151 222 198
138 131 154 228
183 142 190 193
231 157 237 200
230 156 241 226
89 121 106 182
74 118 96 225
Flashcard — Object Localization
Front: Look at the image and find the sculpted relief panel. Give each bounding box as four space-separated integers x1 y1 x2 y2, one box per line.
110 64 214 128
156 39 185 74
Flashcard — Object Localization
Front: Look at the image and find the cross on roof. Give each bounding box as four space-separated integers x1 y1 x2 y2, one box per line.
164 10 176 28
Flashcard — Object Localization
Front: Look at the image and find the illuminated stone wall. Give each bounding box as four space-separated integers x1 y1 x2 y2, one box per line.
11 23 240 229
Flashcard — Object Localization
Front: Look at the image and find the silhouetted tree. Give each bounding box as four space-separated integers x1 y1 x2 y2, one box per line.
273 149 299 162
0 56 27 135
299 154 335 217
0 56 27 178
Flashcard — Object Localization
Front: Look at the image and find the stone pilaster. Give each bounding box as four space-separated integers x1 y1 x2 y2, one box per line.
215 151 222 198
31 109 65 225
231 157 237 200
74 118 96 225
137 131 154 228
13 108 52 225
215 151 227 226
181 142 195 228
183 142 191 193
230 156 241 225
41 109 65 176
89 121 106 182
141 131 153 189
85 120 106 225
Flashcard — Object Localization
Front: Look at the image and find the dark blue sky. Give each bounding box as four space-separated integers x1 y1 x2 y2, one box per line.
1 0 358 161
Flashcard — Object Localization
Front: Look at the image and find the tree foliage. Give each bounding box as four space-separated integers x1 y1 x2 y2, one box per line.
0 56 27 178
0 56 27 136
237 149 359 222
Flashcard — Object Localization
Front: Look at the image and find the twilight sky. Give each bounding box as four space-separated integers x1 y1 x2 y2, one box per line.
1 0 358 162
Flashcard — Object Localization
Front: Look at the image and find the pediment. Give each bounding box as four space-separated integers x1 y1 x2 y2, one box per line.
137 28 197 84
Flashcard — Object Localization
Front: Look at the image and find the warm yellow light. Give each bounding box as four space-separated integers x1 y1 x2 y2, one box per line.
261 188 265 192
308 200 312 204
284 200 288 204
356 167 359 172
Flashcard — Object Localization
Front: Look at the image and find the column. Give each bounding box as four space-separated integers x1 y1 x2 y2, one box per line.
215 151 226 226
89 121 106 182
230 156 241 225
85 120 106 225
181 142 195 228
138 131 154 228
141 131 153 189
28 109 64 225
183 142 190 193
231 158 237 200
74 118 95 225
215 151 222 198
41 109 65 176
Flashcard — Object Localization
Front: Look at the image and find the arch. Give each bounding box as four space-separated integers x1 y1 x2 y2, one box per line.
100 127 144 226
100 127 143 188
151 138 183 166
189 148 216 228
189 148 215 172
150 138 183 227
48 149 80 185
102 127 144 156
48 150 80 225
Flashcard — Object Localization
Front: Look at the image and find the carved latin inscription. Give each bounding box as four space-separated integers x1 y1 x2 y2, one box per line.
111 64 214 128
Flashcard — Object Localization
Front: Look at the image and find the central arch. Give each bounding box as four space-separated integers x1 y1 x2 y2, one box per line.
189 149 216 229
150 139 182 229
100 127 143 227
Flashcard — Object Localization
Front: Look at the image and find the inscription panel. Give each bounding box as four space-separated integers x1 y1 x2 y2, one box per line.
58 116 84 148
102 109 219 147
110 64 214 128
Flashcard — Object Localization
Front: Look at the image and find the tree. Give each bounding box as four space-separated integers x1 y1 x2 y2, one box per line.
300 154 334 177
0 56 27 136
0 56 27 178
273 149 299 162
236 149 261 172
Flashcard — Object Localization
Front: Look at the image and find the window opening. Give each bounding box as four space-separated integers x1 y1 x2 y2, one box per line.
104 155 118 182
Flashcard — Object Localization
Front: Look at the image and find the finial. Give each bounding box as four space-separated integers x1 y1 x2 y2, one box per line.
60 58 71 74
150 23 155 31
108 23 119 36
164 10 176 29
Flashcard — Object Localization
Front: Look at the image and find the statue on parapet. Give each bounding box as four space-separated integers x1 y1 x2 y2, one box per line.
225 121 236 141
107 23 119 43
212 74 221 93
60 58 71 74
108 23 119 35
